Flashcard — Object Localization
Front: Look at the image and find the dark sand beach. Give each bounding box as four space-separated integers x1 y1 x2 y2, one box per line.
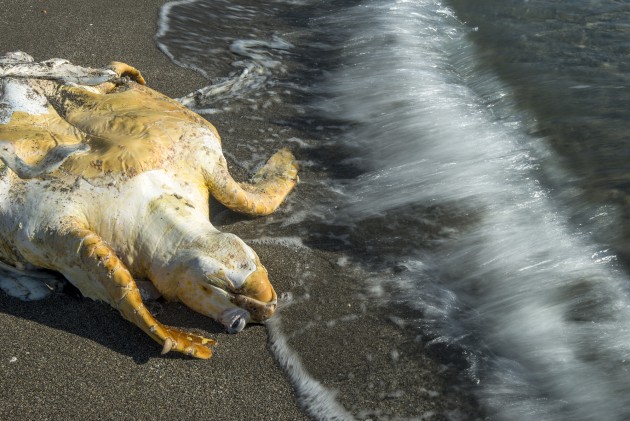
0 1 480 419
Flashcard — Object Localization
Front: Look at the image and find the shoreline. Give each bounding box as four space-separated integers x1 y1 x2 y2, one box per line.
0 1 483 419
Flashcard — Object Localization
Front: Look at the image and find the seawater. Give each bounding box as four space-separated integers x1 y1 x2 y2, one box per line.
157 0 630 419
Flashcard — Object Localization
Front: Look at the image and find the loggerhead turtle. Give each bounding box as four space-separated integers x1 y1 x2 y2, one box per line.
0 52 298 358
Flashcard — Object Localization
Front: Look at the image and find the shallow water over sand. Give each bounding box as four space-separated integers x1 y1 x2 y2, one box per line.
157 0 630 419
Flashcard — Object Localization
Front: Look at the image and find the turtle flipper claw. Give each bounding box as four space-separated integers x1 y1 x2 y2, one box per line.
251 148 299 184
157 327 216 359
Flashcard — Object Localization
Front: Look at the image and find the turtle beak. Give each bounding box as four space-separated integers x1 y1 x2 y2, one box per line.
229 266 277 322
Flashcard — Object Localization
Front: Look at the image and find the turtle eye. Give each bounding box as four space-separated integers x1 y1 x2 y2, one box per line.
205 269 235 291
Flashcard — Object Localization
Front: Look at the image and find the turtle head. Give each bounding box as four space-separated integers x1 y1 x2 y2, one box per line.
173 232 277 333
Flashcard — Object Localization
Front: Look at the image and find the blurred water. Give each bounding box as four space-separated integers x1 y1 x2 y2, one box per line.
158 0 630 419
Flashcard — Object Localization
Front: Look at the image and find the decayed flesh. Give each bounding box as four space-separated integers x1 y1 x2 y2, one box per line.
0 53 298 358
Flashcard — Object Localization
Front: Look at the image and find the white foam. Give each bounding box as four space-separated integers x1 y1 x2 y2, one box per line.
279 210 310 227
157 1 293 108
284 137 312 149
155 0 210 78
318 0 630 419
176 36 293 108
266 315 356 421
245 236 307 249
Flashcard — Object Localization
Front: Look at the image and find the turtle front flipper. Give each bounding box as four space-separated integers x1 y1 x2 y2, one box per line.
51 223 216 358
207 148 299 216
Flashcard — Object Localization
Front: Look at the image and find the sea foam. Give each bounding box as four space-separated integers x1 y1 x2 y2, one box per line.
316 0 630 419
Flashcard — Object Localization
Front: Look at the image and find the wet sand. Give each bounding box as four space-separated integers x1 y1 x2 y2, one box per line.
0 1 481 420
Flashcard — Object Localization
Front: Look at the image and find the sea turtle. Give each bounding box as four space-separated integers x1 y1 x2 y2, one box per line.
0 52 298 359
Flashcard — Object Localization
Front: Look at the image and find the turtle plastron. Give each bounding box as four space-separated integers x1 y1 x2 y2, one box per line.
0 52 298 359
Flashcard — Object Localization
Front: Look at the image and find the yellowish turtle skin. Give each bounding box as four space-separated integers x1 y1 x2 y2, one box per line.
0 53 298 359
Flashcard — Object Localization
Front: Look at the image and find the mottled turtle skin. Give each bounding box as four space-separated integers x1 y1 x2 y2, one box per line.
0 52 298 358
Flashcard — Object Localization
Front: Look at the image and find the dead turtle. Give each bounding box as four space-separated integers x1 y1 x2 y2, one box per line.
0 52 298 358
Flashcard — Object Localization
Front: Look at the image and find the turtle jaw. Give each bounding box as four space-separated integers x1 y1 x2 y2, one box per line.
228 265 277 322
215 287 277 333
207 266 277 331
229 287 278 323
